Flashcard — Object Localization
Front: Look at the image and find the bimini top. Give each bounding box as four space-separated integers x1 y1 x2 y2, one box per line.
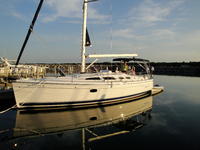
113 57 150 63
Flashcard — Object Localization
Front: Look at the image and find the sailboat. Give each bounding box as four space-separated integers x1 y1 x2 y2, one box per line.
12 0 153 109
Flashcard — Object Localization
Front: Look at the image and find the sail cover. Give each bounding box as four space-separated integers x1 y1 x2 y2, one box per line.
85 28 91 47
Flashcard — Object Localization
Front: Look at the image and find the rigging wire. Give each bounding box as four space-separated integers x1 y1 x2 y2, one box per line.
109 0 113 51
109 0 113 67
15 0 44 66
31 30 51 50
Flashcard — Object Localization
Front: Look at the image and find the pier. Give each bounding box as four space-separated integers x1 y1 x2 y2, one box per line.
0 57 46 89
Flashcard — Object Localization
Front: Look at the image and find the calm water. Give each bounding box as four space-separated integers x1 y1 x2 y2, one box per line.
0 75 200 150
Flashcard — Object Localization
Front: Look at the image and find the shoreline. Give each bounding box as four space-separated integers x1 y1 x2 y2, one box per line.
1 62 200 80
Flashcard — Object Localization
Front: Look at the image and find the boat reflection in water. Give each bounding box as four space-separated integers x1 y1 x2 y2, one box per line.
1 96 153 149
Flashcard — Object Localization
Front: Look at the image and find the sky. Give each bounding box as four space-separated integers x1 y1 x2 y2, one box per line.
0 0 200 63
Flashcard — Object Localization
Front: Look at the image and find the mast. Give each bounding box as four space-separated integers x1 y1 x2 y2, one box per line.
81 0 88 73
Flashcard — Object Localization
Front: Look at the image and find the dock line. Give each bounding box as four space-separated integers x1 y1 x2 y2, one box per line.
0 105 16 114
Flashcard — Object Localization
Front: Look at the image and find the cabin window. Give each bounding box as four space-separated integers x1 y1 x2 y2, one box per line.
90 89 98 93
119 77 124 79
126 77 131 79
85 77 101 80
103 77 116 80
90 116 97 120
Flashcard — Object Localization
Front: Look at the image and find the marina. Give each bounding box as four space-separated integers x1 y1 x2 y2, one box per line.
1 75 200 150
0 58 46 78
0 0 199 149
0 57 46 90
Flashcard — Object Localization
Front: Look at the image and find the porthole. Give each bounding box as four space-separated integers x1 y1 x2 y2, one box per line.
90 89 97 92
90 116 97 120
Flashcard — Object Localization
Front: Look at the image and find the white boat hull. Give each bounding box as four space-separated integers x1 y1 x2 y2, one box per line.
13 77 153 108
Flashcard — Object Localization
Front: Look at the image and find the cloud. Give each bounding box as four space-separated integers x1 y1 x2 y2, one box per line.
112 28 175 40
43 0 81 22
112 0 186 40
10 11 27 21
130 0 184 23
132 0 170 23
43 0 108 23
126 0 186 27
112 28 144 39
0 1 25 21
151 29 175 39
